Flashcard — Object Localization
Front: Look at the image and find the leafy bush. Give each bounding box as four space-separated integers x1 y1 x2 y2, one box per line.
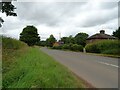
52 44 83 52
62 44 70 49
85 40 120 55
85 43 100 53
70 44 83 52
102 49 120 55
97 40 120 52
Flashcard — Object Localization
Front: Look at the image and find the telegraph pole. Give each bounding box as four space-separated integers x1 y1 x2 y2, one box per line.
59 32 61 41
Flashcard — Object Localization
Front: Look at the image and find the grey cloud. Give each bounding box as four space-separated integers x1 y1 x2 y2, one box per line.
1 17 28 32
14 2 86 26
100 2 118 9
78 7 118 27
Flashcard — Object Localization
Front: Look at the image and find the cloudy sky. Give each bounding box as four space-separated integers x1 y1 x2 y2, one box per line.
0 0 119 40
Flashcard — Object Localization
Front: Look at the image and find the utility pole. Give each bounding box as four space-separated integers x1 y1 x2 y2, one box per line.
59 32 61 41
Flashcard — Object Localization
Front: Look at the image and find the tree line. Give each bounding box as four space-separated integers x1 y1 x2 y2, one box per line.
19 25 89 47
19 25 120 47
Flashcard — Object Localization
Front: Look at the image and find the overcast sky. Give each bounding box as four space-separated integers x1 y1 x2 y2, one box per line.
0 0 119 40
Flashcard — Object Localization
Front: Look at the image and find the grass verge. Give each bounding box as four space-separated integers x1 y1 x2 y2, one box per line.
2 37 85 88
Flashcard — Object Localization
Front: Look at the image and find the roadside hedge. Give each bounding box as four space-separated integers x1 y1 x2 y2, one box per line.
52 44 83 52
85 43 100 53
85 40 120 55
70 44 83 52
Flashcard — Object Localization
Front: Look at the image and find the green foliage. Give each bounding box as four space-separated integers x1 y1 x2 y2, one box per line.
62 44 70 49
113 27 120 39
39 41 46 46
61 36 75 44
102 49 120 55
52 44 70 50
3 37 84 88
74 33 89 47
0 2 17 27
85 40 120 55
61 33 89 46
67 35 75 44
97 40 119 52
70 44 83 52
1 2 17 16
61 37 68 44
85 43 100 53
20 25 40 46
52 44 83 52
2 36 27 74
2 36 26 49
46 35 56 47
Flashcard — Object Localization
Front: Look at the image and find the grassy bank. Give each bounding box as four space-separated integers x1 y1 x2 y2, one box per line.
2 37 84 88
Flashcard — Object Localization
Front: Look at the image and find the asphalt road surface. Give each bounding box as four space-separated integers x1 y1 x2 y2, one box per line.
41 47 118 88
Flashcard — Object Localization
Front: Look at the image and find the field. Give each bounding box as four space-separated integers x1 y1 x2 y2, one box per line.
2 37 84 88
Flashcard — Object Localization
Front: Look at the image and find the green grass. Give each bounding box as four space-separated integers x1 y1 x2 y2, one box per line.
2 36 26 50
2 37 84 88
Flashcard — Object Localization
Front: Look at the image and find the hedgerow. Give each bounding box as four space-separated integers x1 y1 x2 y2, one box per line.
85 40 120 55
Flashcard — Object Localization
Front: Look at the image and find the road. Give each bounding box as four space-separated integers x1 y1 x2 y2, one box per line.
40 47 118 88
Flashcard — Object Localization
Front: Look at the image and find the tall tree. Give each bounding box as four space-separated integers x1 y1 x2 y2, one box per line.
20 25 40 46
61 37 68 44
67 35 75 44
61 35 75 44
46 35 56 47
113 27 120 39
0 1 17 27
74 33 89 47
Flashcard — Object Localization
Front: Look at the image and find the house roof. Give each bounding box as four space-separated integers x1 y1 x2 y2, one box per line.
87 30 117 40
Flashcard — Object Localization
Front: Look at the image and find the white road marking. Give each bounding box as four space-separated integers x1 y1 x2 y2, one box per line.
98 61 119 68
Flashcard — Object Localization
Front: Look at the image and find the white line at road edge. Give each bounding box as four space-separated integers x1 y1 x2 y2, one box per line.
98 62 119 68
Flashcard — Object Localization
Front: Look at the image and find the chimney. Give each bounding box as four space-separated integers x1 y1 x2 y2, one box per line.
100 30 105 34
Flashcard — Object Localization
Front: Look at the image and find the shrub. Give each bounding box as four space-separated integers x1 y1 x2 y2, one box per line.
62 44 70 49
85 43 100 53
85 40 120 55
97 40 120 52
52 44 83 52
102 49 120 55
70 44 83 52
